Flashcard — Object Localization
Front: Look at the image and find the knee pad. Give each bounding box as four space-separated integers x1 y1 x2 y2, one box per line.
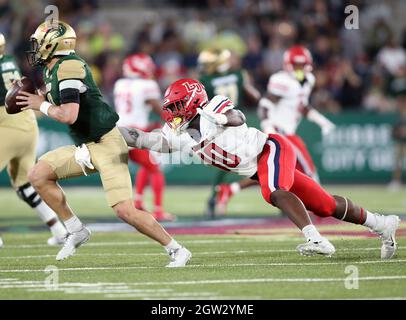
16 182 42 208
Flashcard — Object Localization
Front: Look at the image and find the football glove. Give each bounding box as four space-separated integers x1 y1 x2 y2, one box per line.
197 108 228 125
74 144 94 176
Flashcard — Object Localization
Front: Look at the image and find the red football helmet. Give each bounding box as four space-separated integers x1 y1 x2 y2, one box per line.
122 53 156 78
283 46 313 80
162 78 208 131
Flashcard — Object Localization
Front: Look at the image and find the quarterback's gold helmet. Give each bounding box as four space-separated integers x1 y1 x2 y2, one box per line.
27 20 76 66
0 33 5 56
197 48 231 75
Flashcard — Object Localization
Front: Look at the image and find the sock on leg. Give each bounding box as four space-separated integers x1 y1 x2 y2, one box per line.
164 239 181 254
50 221 68 239
230 182 241 194
302 224 323 242
64 215 83 233
363 211 385 230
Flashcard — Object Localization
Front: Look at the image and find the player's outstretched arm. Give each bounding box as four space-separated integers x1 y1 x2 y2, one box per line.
118 127 172 153
305 108 335 135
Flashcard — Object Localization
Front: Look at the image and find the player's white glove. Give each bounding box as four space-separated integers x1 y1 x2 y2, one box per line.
307 109 336 136
321 121 336 136
74 143 94 176
197 108 228 125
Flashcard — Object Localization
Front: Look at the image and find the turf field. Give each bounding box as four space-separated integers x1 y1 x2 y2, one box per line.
0 185 405 299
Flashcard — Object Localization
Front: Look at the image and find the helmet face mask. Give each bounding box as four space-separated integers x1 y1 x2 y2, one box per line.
26 21 76 67
27 36 50 66
162 79 208 133
283 46 313 81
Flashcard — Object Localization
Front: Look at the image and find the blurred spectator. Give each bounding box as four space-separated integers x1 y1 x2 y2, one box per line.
388 97 406 191
89 22 125 58
377 37 406 77
363 71 393 112
5 0 406 113
331 58 363 110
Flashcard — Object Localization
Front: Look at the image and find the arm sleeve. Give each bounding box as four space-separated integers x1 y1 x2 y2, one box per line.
119 126 173 153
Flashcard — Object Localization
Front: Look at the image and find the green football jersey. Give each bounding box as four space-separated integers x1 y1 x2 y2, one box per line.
43 53 118 145
199 69 245 105
0 54 21 106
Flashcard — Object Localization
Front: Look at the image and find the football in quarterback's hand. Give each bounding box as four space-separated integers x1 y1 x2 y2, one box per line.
5 77 36 114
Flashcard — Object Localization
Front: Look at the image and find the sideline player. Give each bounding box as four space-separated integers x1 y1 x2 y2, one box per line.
215 46 335 214
0 32 67 247
120 78 400 259
198 48 261 216
17 21 190 267
114 53 173 221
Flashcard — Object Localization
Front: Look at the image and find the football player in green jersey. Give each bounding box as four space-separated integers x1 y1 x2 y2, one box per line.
0 32 67 247
197 48 261 217
17 21 191 266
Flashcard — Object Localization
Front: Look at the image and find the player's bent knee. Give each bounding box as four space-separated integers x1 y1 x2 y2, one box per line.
28 161 56 188
27 166 43 188
269 189 290 207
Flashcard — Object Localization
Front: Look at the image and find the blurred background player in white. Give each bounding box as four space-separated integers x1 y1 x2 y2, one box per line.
114 54 174 221
197 48 261 217
216 46 336 215
0 32 67 247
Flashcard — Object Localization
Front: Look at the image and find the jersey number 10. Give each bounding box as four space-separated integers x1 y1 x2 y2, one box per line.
193 140 241 172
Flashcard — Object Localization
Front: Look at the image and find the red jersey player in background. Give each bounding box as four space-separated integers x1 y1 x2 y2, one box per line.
114 54 174 221
216 46 336 215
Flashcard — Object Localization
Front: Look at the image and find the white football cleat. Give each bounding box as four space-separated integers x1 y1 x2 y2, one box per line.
0 237 3 248
370 215 400 259
47 236 66 246
166 247 192 267
56 227 91 261
296 238 336 257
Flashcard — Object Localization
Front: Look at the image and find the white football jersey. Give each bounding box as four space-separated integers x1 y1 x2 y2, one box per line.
114 78 161 129
162 95 268 177
265 70 315 135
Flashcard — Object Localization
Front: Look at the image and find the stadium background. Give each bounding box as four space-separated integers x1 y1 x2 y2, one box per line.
0 0 405 186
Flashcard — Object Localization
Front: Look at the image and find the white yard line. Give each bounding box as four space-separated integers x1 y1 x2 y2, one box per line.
96 275 406 286
0 246 404 260
0 259 406 273
2 238 274 249
1 276 406 287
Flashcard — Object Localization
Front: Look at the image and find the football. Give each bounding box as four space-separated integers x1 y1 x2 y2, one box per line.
5 77 36 114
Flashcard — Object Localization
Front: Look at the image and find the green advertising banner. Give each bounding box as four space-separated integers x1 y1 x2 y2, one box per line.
297 112 398 183
0 111 400 186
